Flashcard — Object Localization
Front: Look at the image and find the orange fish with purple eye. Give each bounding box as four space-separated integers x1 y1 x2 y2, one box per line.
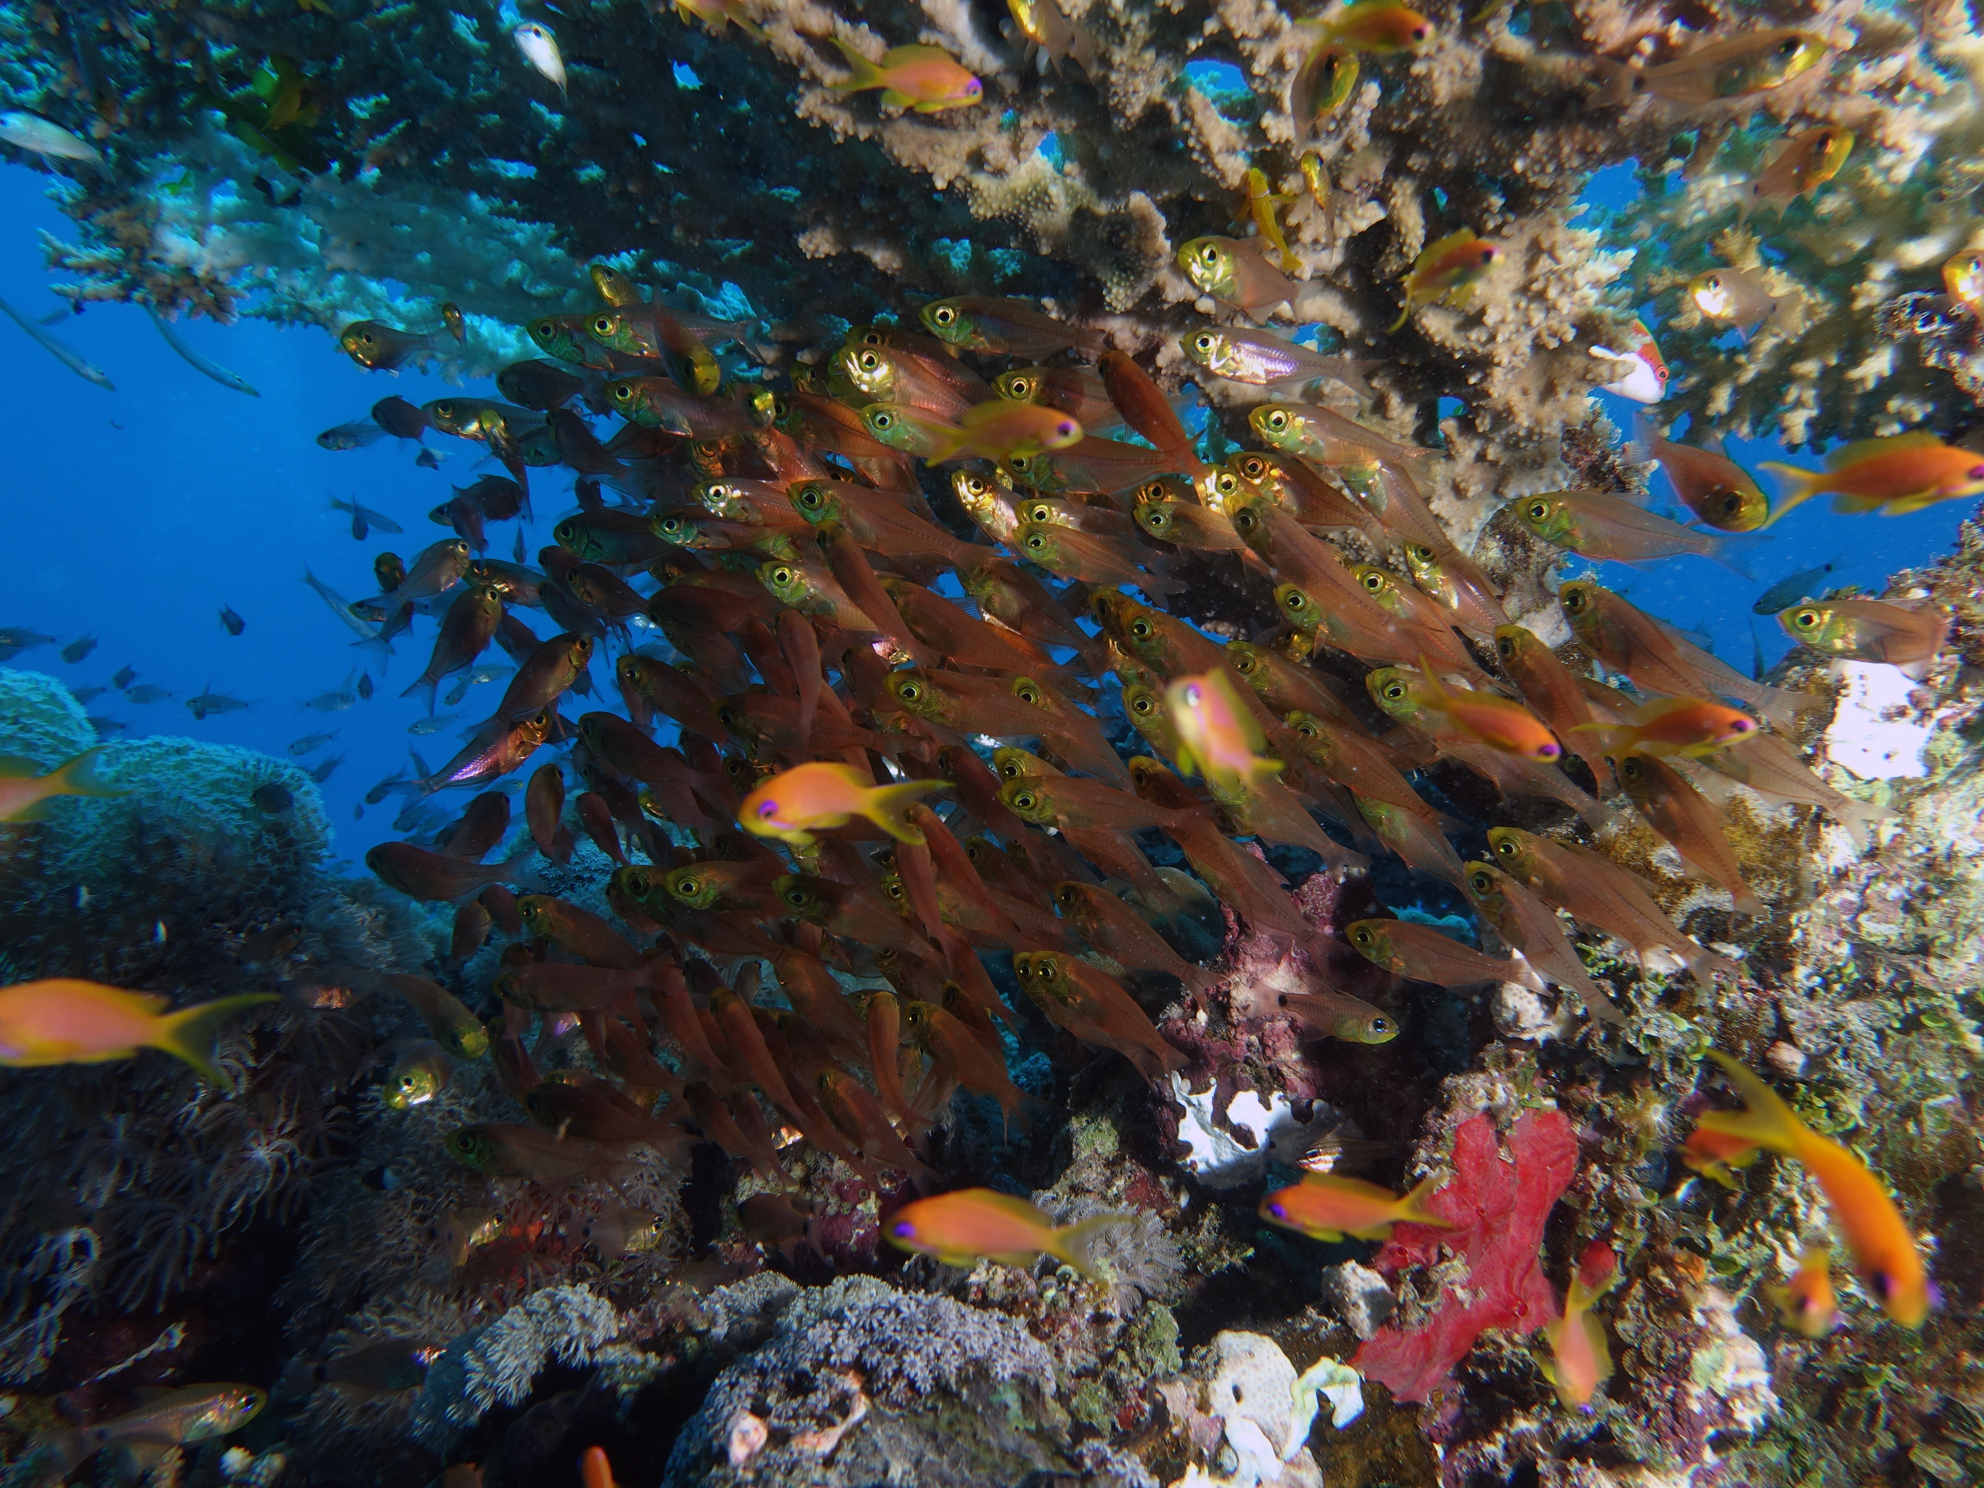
737 761 948 849
1257 1172 1449 1242
884 1188 1119 1277
1694 1051 1931 1328
1764 1246 1839 1338
1391 228 1500 331
1573 697 1760 759
827 37 983 113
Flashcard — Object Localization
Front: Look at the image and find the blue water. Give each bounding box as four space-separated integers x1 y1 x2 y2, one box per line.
0 158 1965 871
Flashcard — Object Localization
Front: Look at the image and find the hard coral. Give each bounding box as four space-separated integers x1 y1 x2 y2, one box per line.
1353 1108 1580 1404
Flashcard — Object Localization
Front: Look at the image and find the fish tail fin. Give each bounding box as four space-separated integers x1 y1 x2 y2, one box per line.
1756 462 1823 526
861 779 950 843
148 993 281 1086
1707 531 1769 580
1394 1173 1451 1228
1054 1213 1125 1283
1387 303 1411 333
829 36 884 91
398 674 438 710
1696 1049 1805 1156
22 1427 93 1487
48 747 124 802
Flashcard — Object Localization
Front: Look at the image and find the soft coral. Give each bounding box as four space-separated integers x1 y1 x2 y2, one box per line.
1352 1109 1580 1403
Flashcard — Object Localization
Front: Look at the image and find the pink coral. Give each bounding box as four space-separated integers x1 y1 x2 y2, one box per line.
1352 1109 1581 1404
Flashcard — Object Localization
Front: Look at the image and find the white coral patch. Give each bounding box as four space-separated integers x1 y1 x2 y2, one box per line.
1823 661 1933 780
1168 1075 1340 1188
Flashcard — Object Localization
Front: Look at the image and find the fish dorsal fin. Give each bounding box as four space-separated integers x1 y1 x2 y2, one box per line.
962 1190 1052 1225
1420 228 1479 261
881 44 955 65
1826 431 1943 469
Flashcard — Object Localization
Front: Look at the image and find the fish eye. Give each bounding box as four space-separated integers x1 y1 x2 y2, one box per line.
1778 36 1800 55
934 306 957 325
1371 1017 1392 1034
1495 636 1515 657
800 487 823 508
859 351 881 371
1130 618 1153 639
1013 790 1037 810
1383 680 1406 701
884 880 904 900
784 887 810 907
1469 870 1493 892
872 411 895 430
1563 589 1585 612
591 316 613 334
611 383 633 402
1525 501 1549 519
1026 533 1047 551
1194 333 1215 352
1057 420 1077 438
1361 572 1385 591
1016 682 1042 703
899 680 921 700
1214 472 1241 497
1729 718 1754 733
1351 927 1371 945
891 1219 915 1238
1199 246 1219 265
1268 1201 1286 1219
1234 508 1258 532
532 320 555 337
1266 412 1287 431
1131 694 1154 716
773 567 793 584
1792 608 1821 629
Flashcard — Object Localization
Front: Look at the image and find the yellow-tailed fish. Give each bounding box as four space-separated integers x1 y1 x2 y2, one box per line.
0 979 276 1085
1242 168 1299 274
1258 1172 1447 1241
1760 432 1984 519
739 761 948 848
884 1188 1120 1277
1390 228 1499 331
828 39 983 113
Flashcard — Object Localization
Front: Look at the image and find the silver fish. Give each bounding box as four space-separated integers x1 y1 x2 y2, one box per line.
0 295 114 390
146 306 259 396
0 111 103 165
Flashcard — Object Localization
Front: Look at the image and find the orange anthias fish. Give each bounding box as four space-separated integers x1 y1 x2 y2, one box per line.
828 38 984 113
0 980 277 1085
739 762 948 849
1573 697 1760 759
1318 0 1433 55
1763 1245 1839 1338
1680 1124 1762 1188
1540 1244 1617 1410
1694 1050 1930 1327
1390 229 1499 331
1164 669 1281 794
0 747 124 822
884 1188 1119 1278
1257 1172 1448 1241
1760 432 1984 519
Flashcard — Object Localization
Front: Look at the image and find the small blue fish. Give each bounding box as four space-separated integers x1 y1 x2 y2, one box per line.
1752 558 1841 614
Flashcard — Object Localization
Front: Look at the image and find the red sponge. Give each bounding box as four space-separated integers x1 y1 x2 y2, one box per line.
1352 1108 1581 1403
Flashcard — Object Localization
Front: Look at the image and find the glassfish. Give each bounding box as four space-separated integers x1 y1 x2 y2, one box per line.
1484 827 1740 985
885 1188 1119 1277
0 980 275 1085
1367 665 1562 763
921 296 1094 357
1344 917 1541 990
1688 267 1792 336
1695 1050 1928 1327
1629 415 1770 531
1595 27 1831 108
1744 125 1852 218
28 1385 266 1488
1177 236 1306 320
1257 1172 1446 1242
1615 754 1762 915
1778 598 1947 676
1462 862 1629 1024
1510 488 1760 574
1182 325 1373 399
1278 989 1396 1044
903 1000 1036 1132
